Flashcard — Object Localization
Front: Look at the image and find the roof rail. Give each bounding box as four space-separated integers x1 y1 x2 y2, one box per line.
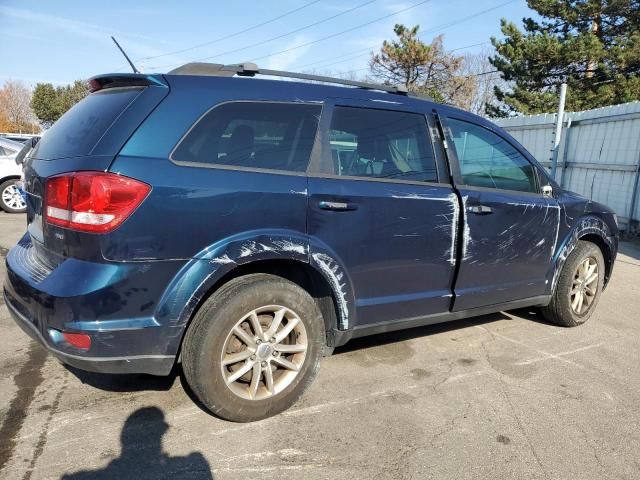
167 62 409 96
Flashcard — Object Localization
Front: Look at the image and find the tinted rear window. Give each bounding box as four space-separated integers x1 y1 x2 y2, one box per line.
32 87 142 160
171 102 321 173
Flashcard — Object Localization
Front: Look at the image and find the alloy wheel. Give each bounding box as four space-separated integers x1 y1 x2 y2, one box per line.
2 184 26 211
570 256 599 315
220 305 308 401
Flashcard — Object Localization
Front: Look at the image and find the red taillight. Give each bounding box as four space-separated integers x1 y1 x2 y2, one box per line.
62 332 91 350
45 172 150 233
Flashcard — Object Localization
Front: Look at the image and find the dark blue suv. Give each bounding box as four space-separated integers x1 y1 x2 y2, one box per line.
4 63 618 421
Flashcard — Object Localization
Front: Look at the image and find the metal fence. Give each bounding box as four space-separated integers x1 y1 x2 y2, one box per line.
494 101 640 231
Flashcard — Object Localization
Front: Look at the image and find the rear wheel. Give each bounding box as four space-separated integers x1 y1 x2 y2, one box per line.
182 274 324 422
0 179 26 213
541 240 605 327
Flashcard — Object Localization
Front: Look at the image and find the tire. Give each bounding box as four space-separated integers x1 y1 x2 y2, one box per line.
182 273 325 422
541 240 605 327
0 179 27 213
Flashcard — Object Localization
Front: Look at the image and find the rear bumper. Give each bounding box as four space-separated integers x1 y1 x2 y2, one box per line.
3 234 185 375
4 295 174 375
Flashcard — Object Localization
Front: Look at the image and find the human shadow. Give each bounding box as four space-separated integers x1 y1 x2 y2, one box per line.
61 407 213 480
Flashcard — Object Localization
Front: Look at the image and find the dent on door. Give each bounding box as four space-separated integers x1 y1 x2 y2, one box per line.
453 189 560 310
436 112 561 311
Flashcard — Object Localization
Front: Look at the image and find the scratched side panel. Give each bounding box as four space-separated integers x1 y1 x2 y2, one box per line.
453 188 560 311
308 177 456 327
106 156 309 261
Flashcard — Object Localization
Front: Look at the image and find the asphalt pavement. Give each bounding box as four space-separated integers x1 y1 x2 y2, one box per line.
1 211 639 480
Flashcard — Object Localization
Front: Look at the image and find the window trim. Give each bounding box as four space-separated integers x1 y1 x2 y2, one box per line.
169 99 324 176
306 172 445 188
439 113 542 195
309 103 444 185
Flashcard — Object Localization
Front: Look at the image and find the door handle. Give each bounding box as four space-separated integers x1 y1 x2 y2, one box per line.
468 205 493 215
318 201 357 211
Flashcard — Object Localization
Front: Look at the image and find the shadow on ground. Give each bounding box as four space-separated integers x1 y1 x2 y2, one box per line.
64 365 178 392
334 308 554 355
618 239 640 262
60 407 214 480
66 308 555 397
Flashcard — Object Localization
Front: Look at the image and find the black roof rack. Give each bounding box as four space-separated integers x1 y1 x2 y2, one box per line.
167 62 409 96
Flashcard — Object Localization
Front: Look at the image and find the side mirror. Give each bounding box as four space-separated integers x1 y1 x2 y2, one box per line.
542 185 553 198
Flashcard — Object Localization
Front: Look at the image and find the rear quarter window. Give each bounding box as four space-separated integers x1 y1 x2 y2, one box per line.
171 102 321 173
32 87 142 160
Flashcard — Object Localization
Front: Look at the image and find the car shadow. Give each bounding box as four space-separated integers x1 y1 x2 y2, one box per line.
507 307 556 326
63 364 179 392
64 363 214 417
65 309 555 395
60 406 214 480
618 239 640 262
334 308 555 355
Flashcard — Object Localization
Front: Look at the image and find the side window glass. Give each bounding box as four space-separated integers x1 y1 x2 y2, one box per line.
329 106 437 182
172 102 321 172
448 118 537 193
0 147 6 156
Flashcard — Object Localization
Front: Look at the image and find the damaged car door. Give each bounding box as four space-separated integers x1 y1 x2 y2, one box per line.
308 103 457 328
441 114 560 311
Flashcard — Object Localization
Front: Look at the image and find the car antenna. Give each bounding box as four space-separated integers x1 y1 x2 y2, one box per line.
111 36 140 74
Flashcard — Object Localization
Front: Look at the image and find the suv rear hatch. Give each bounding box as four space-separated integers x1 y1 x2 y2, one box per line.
22 74 168 260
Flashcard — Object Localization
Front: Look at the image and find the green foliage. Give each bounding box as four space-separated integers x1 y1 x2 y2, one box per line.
31 80 89 127
370 24 435 89
489 0 640 116
369 25 475 107
31 84 58 126
59 81 90 115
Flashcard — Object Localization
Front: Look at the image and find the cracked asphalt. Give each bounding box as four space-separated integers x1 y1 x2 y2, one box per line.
1 210 640 480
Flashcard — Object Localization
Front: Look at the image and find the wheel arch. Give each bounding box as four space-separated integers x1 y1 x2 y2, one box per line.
578 233 614 287
191 258 341 336
154 232 354 359
552 215 616 291
0 175 22 183
169 259 342 363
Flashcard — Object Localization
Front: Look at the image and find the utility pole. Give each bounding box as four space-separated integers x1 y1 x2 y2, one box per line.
586 1 602 79
550 82 567 180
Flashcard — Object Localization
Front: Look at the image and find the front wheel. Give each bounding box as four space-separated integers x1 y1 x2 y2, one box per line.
0 179 27 213
541 240 605 327
182 274 325 422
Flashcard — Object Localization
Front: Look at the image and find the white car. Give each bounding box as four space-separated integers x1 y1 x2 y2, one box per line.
0 137 26 213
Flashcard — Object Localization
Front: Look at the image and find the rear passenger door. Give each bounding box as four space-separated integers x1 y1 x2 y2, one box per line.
307 101 457 328
439 114 560 311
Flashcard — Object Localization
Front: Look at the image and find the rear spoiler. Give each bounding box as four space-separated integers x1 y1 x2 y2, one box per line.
88 74 168 93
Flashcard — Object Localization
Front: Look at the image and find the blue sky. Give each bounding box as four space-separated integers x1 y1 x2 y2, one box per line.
1 0 536 86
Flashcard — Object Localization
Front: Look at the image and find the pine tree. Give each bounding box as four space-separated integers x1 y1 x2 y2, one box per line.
489 0 640 116
369 25 475 105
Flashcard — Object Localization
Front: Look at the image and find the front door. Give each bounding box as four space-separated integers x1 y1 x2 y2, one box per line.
308 103 456 328
440 114 560 311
